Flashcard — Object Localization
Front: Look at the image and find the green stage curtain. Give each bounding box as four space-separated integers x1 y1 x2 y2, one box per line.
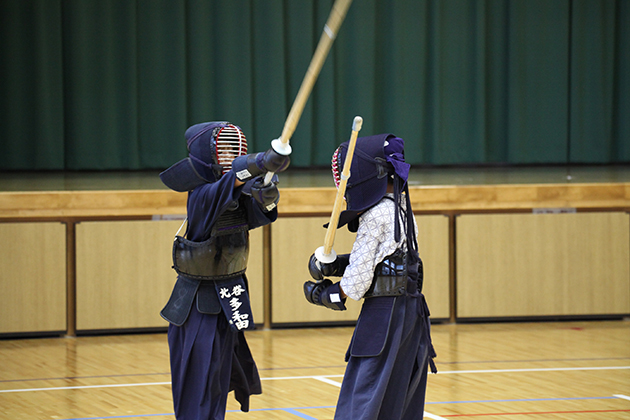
0 0 628 170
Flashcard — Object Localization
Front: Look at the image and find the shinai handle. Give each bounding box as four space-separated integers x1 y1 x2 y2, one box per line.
315 116 363 264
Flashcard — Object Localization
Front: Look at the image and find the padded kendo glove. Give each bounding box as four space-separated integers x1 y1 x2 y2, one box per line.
232 148 291 182
308 253 350 280
250 177 280 211
303 279 347 311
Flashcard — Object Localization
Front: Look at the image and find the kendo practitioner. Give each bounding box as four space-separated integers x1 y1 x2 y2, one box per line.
159 121 290 420
304 134 437 420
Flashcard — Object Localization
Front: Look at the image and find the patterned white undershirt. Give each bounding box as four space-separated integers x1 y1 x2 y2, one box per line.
340 193 418 301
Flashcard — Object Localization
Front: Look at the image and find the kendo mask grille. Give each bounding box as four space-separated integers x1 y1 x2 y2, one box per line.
331 146 342 189
215 124 247 174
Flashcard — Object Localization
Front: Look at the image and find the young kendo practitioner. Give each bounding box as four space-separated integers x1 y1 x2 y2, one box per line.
304 134 437 420
159 121 290 420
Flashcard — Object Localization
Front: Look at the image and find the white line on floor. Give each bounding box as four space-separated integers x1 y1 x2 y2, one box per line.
313 376 342 387
423 412 449 420
0 382 171 393
435 366 630 374
1 366 627 394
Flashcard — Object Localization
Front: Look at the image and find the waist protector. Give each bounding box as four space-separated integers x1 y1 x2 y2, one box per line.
172 204 249 280
364 248 408 298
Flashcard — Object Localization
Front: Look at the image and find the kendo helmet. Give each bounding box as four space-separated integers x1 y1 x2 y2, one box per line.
160 121 248 192
332 133 410 231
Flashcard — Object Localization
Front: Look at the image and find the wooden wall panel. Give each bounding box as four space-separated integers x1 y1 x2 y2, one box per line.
2 183 630 218
76 220 180 330
0 222 66 333
457 212 630 318
271 215 451 324
248 227 264 323
416 215 450 319
271 217 362 324
75 220 265 331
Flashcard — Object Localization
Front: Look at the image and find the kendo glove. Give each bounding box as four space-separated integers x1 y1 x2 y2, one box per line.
250 177 280 212
303 279 347 311
232 148 291 182
308 253 350 280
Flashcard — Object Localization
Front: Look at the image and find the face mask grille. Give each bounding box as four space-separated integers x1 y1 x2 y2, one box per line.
215 124 247 174
331 146 341 189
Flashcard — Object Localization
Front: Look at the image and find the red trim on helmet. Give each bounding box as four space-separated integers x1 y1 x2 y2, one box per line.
331 147 341 189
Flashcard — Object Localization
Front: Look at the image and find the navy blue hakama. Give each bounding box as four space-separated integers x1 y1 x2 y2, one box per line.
334 294 434 420
168 305 261 420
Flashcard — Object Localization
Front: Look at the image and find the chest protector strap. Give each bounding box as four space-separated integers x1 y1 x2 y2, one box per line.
172 204 249 280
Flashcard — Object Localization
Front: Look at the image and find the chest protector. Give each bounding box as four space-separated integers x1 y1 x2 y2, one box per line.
172 204 250 280
364 248 423 298
364 249 408 298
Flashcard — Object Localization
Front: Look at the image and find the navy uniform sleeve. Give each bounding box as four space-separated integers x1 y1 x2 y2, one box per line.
244 197 278 230
241 177 278 229
186 171 244 241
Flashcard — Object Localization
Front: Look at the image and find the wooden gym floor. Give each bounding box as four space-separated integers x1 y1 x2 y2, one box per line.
1 320 629 420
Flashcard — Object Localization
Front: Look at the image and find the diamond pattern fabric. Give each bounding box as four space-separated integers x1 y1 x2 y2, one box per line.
340 193 418 301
